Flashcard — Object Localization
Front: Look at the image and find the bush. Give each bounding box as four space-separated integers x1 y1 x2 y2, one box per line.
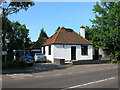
2 60 17 69
15 57 27 67
111 59 118 64
2 58 29 69
117 60 120 63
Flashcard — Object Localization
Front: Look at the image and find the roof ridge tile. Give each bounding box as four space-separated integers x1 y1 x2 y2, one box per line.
53 28 61 43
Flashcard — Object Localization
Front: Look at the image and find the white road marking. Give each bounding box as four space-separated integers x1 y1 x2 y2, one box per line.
7 74 32 77
62 77 116 90
6 74 33 80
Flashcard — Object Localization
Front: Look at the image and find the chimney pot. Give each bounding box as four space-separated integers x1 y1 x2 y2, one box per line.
80 26 85 28
80 26 85 38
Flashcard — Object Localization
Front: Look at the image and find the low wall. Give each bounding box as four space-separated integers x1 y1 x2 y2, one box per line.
72 60 110 65
54 58 65 65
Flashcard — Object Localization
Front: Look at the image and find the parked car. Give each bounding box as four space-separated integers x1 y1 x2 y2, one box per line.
34 53 47 62
13 50 34 66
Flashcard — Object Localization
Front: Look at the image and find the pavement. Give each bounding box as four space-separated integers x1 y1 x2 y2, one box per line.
2 64 119 89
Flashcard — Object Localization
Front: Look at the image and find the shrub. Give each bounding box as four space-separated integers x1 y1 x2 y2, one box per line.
2 58 29 69
117 60 120 63
111 59 117 64
15 57 27 67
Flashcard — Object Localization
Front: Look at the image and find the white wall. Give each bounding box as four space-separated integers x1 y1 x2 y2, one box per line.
54 45 71 61
42 45 54 63
99 48 103 55
80 28 85 38
42 44 93 63
54 45 93 61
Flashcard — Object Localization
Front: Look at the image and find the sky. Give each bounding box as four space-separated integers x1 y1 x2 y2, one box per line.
8 2 96 42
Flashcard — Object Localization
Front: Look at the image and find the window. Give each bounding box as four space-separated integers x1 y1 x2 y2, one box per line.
81 45 88 55
49 46 51 55
43 47 45 55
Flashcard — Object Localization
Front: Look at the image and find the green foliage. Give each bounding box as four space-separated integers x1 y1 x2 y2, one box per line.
56 26 61 32
6 21 31 53
61 27 65 29
16 57 27 67
1 1 35 49
56 26 66 32
111 59 117 64
89 2 120 60
2 1 35 17
38 28 48 39
2 17 12 46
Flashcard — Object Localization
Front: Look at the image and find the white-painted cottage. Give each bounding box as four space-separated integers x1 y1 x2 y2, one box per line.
42 26 93 63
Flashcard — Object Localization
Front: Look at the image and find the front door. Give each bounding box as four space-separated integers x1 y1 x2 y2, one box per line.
71 46 76 60
94 49 99 60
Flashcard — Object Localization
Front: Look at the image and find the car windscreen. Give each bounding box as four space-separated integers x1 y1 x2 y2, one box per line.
16 51 30 56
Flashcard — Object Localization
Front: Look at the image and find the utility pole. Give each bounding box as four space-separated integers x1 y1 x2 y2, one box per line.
23 37 26 56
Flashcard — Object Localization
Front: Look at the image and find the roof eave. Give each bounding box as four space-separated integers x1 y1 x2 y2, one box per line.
42 43 93 46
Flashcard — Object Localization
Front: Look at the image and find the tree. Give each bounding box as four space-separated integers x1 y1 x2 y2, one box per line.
56 26 66 32
85 26 93 41
6 21 31 53
1 1 35 47
90 2 120 60
2 17 12 50
38 28 48 39
2 1 35 17
61 26 65 29
56 26 60 32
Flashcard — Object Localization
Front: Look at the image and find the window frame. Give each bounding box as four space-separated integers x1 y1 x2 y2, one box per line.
81 45 88 55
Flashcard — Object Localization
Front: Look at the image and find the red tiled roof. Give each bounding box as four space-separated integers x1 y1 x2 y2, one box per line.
42 28 93 46
30 37 48 49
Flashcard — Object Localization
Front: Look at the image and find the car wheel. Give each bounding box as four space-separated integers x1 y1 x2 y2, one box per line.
44 61 46 63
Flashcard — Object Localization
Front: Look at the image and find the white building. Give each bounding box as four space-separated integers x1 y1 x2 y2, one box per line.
42 26 93 63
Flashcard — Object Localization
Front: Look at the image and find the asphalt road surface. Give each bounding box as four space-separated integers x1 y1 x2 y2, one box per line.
2 64 119 89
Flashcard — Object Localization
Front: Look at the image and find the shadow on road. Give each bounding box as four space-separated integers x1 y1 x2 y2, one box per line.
2 63 72 75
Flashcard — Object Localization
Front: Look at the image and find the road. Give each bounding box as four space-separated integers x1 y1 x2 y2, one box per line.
2 64 118 89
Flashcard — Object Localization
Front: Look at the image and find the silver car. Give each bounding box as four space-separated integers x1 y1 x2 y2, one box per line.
34 53 47 62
